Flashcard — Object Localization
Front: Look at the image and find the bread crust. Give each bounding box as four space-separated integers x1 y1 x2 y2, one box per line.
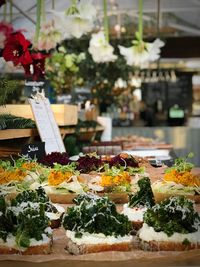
48 193 77 204
139 239 200 251
153 192 200 203
48 193 129 204
0 240 52 255
66 237 133 255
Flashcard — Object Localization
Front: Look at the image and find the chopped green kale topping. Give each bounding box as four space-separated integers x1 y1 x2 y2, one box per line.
128 177 155 208
144 196 200 237
0 192 51 247
11 187 49 206
63 193 132 237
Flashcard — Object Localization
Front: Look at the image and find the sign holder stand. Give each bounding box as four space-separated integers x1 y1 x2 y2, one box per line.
29 91 66 154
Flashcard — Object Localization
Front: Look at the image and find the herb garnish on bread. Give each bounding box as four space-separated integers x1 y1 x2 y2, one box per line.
122 177 155 229
152 153 200 203
63 194 133 254
138 196 200 250
0 193 52 254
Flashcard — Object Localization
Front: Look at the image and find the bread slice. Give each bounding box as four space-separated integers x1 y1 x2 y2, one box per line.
48 193 77 204
139 239 200 251
66 236 133 255
153 192 200 203
0 239 52 255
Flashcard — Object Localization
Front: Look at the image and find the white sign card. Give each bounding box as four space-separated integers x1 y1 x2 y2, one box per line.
29 96 66 154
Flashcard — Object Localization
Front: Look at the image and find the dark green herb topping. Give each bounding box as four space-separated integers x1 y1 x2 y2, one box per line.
63 193 132 237
128 177 155 208
11 187 49 206
144 196 200 237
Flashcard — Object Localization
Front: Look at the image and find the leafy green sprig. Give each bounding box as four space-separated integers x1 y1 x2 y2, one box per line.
63 194 132 237
144 196 200 237
165 153 194 173
128 177 155 208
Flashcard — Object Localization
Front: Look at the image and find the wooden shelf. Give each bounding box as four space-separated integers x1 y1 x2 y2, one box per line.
0 129 38 140
60 126 104 139
0 126 104 141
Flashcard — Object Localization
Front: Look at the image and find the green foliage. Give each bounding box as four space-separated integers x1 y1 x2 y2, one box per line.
144 196 200 237
63 135 80 156
46 38 133 107
0 114 36 130
45 46 85 94
165 153 194 173
15 203 49 247
0 195 6 213
11 187 49 206
0 78 18 106
128 177 155 208
0 191 51 247
63 193 132 237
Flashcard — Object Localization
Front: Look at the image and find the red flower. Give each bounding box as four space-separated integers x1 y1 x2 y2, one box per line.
0 21 13 38
23 52 49 80
3 32 32 66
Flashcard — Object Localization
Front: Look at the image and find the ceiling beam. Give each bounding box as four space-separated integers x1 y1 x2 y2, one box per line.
10 1 36 24
99 6 200 14
169 22 200 35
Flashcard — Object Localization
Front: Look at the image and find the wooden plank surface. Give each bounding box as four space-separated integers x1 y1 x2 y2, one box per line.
0 129 38 140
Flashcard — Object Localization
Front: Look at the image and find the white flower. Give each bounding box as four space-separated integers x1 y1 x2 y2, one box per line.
77 0 97 20
119 38 164 67
35 20 62 51
119 44 149 66
51 0 96 39
88 31 117 63
64 16 93 39
147 38 165 61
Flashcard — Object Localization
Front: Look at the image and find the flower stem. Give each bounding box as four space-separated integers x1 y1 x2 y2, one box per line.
138 0 143 41
10 0 12 22
52 0 55 9
103 0 109 43
41 0 46 22
35 0 42 45
3 1 7 21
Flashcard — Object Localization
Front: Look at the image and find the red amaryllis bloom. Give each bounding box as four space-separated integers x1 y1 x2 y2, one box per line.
23 52 49 80
0 21 14 49
0 21 14 38
3 32 32 66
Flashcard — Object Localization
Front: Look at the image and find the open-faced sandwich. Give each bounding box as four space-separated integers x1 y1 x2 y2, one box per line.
41 163 86 203
122 177 155 230
9 187 65 229
0 193 52 254
0 157 44 196
62 193 133 254
138 196 200 251
152 153 200 203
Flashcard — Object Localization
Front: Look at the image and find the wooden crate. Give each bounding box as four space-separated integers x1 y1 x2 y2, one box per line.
0 104 78 126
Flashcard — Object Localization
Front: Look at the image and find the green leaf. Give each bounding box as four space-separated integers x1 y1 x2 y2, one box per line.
182 238 190 245
16 230 30 248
